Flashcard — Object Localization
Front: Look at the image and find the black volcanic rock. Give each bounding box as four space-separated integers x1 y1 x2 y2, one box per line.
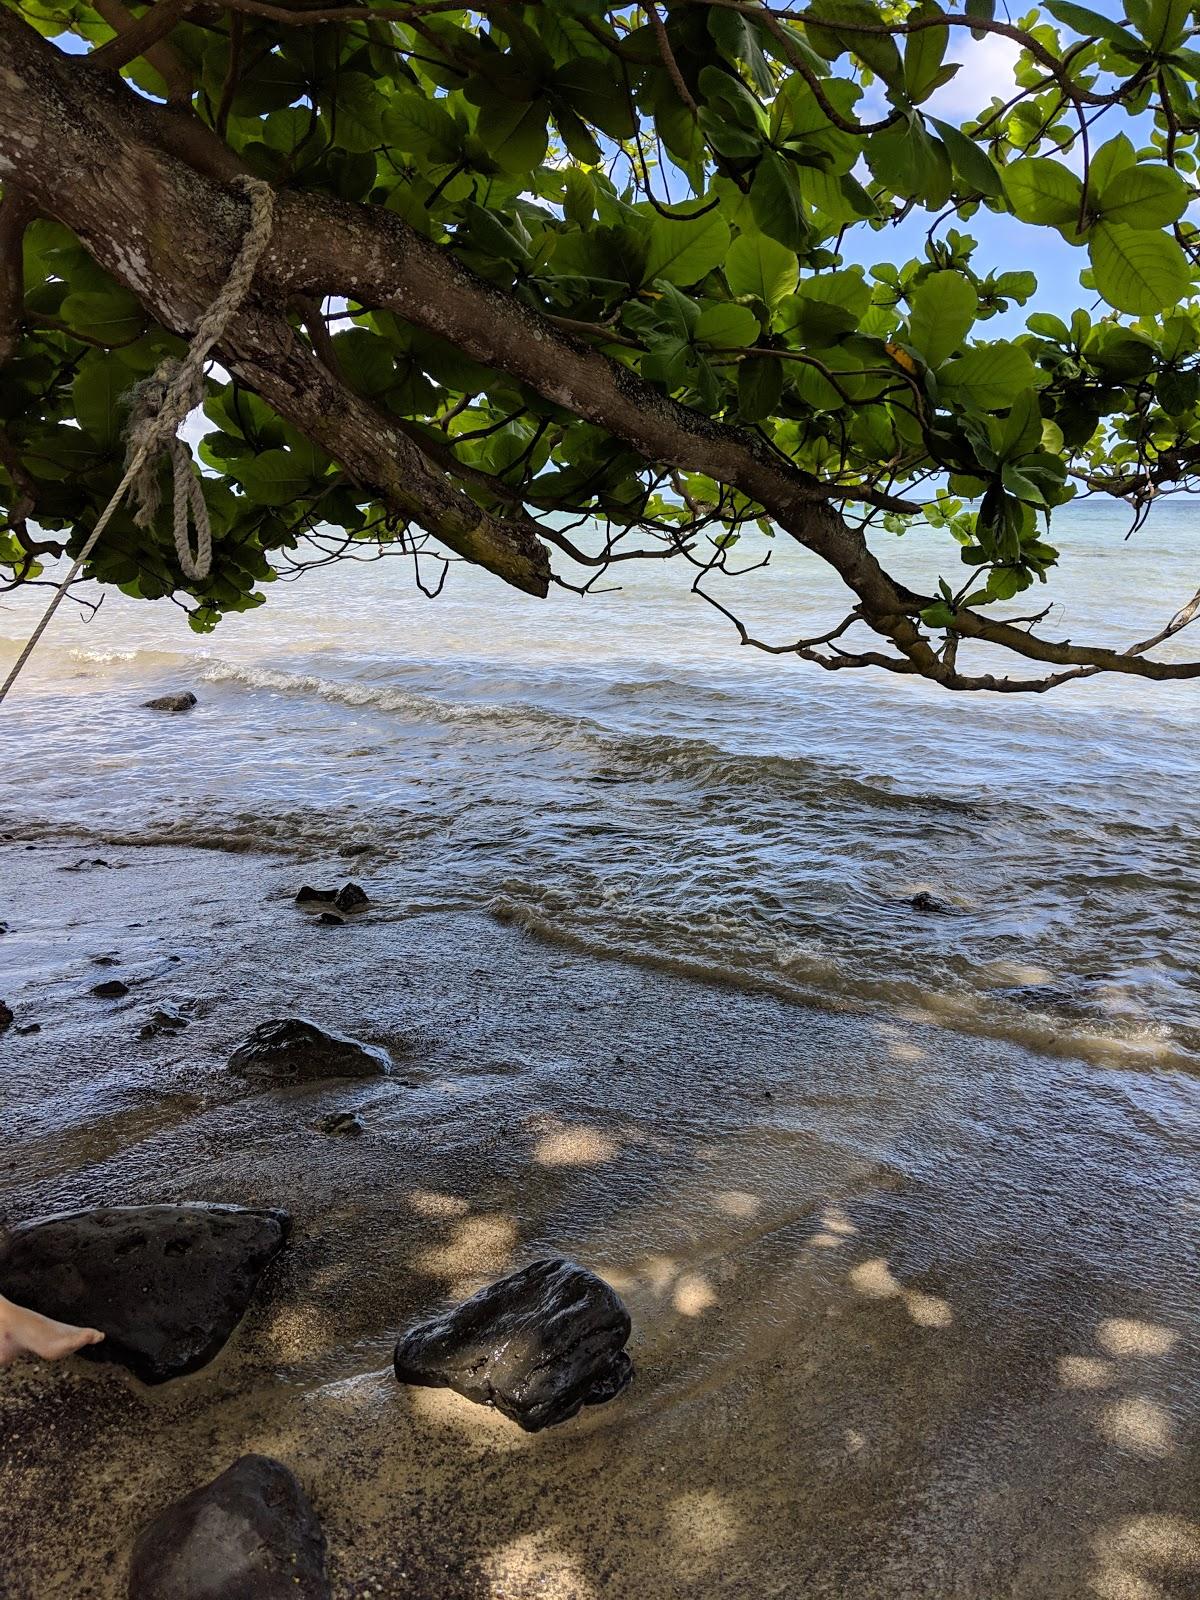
143 692 197 713
91 978 130 999
0 1204 290 1384
334 882 368 912
128 1455 329 1600
910 891 948 913
394 1258 633 1432
229 1018 389 1084
0 1000 13 1031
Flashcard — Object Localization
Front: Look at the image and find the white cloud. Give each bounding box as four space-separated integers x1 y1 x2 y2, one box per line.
927 32 1021 119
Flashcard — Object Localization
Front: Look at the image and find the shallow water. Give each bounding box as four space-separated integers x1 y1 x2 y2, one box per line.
3 501 1197 1071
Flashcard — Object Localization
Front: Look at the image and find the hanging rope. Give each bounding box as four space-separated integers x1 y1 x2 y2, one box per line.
0 174 275 707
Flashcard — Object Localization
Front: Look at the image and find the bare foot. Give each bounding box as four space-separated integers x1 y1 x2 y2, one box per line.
0 1295 105 1366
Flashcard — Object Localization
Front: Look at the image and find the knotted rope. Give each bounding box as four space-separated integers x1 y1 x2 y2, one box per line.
0 175 275 707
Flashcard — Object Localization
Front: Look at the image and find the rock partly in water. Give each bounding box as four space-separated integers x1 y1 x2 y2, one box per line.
0 1204 290 1384
295 882 369 915
0 1001 13 1031
229 1018 389 1084
910 891 948 913
295 885 338 905
144 692 197 713
91 978 130 999
394 1258 633 1432
313 1110 364 1137
15 1022 40 1035
60 858 111 872
139 1006 189 1039
128 1455 330 1600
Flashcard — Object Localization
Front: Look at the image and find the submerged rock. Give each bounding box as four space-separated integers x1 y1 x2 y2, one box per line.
393 1258 633 1432
139 1006 188 1039
0 1204 290 1384
91 978 130 999
144 692 197 713
128 1454 329 1600
229 1018 389 1084
910 891 948 913
314 1110 364 1137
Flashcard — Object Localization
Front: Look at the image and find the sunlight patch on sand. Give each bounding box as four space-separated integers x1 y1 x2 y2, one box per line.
532 1123 619 1167
1097 1396 1175 1458
1096 1319 1178 1359
1058 1355 1117 1390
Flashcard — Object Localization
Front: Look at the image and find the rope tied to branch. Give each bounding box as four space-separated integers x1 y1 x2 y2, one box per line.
0 174 275 706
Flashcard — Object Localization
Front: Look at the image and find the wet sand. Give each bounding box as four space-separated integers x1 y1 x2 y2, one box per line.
2 840 1199 1599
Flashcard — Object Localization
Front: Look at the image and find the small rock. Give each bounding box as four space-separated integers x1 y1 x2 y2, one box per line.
91 979 130 999
334 882 369 913
910 891 948 913
337 842 371 857
295 885 338 905
0 1204 290 1384
317 911 344 926
60 858 110 873
90 953 120 966
128 1455 330 1600
314 1111 364 1137
0 921 8 934
0 1001 13 1031
15 1023 40 1036
229 1018 389 1085
394 1258 633 1432
139 1007 188 1039
143 692 197 713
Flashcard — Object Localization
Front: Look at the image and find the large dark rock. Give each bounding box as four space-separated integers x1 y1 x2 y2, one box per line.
0 1204 290 1384
0 1000 12 1031
394 1258 633 1432
229 1018 389 1084
144 691 197 713
128 1455 329 1600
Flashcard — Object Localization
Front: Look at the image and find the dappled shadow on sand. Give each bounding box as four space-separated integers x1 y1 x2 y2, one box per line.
3 844 1200 1597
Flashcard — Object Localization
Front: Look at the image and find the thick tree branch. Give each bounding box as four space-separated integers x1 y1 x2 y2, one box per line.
0 188 33 369
89 0 194 103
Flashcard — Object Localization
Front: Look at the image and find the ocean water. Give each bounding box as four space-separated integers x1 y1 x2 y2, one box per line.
2 500 1197 1072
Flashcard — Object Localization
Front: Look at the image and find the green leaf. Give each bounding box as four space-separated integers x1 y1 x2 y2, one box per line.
1003 158 1083 226
72 353 130 448
1088 223 1191 314
694 303 761 348
383 93 461 160
331 328 396 395
1096 164 1188 229
939 343 1037 409
642 209 731 286
904 1 949 102
929 117 1003 197
59 288 146 346
909 271 978 368
1044 0 1144 52
737 354 784 422
231 448 321 506
725 233 799 309
750 152 808 251
475 98 549 173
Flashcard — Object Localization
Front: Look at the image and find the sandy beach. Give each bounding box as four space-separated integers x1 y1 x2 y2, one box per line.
3 837 1199 1598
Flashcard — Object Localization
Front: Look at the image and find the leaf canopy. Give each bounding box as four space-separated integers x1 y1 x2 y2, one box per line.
3 0 1200 692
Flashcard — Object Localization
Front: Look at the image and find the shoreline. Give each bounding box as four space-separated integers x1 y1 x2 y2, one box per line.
3 838 1200 1597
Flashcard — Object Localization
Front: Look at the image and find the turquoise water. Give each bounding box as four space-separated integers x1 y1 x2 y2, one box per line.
2 500 1197 1069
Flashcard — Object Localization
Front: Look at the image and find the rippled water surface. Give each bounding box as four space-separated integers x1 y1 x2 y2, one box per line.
3 501 1198 1068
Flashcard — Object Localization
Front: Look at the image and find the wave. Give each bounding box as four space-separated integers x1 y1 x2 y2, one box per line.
199 659 986 819
490 895 1200 1078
